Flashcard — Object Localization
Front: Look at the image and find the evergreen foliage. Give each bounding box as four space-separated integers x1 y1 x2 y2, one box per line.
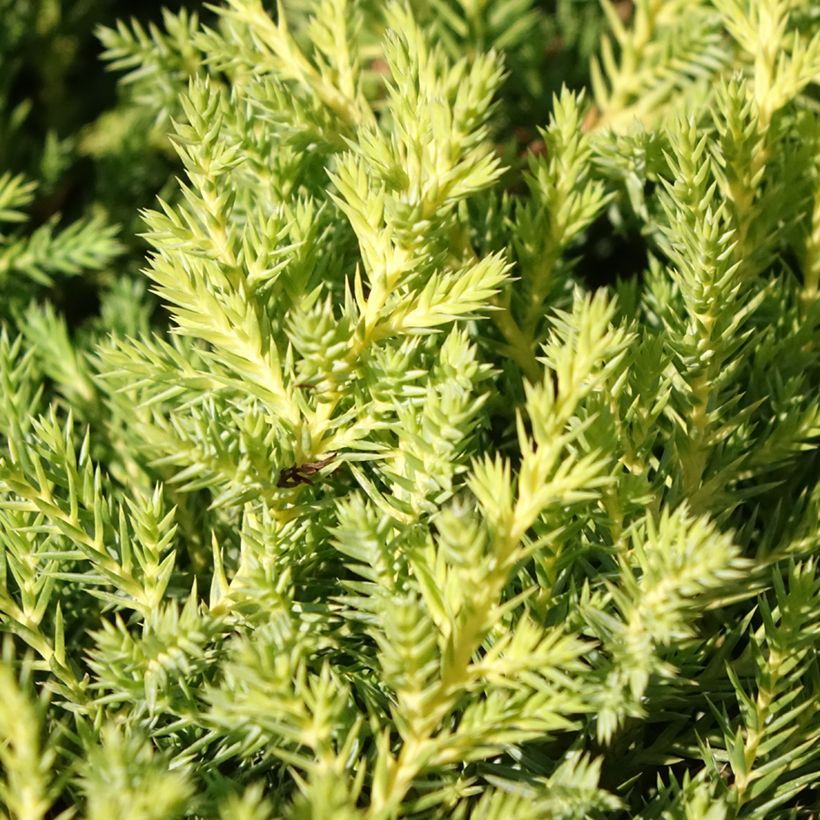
0 0 818 816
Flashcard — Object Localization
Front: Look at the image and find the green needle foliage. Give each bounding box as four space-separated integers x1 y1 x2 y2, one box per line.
0 0 819 816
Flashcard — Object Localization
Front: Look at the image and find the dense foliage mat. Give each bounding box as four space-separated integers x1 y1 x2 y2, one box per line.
0 1 819 817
